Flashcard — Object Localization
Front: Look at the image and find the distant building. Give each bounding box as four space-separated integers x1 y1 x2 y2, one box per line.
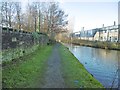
72 23 119 42
73 28 100 41
95 25 118 42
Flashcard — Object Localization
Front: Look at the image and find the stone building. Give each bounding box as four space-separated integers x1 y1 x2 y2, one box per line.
72 23 119 42
94 25 118 42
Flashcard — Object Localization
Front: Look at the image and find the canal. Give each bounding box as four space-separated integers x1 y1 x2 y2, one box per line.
65 44 119 88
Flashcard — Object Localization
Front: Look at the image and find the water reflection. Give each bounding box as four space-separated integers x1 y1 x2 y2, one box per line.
65 44 119 88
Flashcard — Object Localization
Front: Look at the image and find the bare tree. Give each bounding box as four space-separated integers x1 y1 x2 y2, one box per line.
30 2 38 32
7 2 15 27
14 2 21 30
1 2 8 26
38 2 41 32
0 1 68 35
47 2 68 39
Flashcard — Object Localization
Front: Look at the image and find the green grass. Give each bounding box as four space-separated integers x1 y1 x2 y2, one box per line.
59 44 104 88
2 45 53 88
0 68 2 89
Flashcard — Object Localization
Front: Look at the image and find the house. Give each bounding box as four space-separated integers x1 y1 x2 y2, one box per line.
94 25 118 42
73 28 99 41
72 22 119 42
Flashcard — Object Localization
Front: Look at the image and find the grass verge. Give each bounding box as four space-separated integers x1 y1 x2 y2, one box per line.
73 39 120 50
61 38 120 50
59 44 104 88
2 45 52 88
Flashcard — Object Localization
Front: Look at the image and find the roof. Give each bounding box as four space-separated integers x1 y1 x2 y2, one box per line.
73 25 119 38
79 28 100 37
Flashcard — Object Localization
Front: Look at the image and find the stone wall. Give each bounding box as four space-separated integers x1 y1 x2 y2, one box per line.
1 27 49 62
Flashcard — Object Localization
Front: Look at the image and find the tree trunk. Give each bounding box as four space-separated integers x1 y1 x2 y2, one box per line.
35 17 36 32
8 16 11 27
18 14 21 30
39 9 40 32
5 2 8 27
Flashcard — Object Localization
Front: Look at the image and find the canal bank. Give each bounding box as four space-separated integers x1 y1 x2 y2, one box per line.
2 43 104 88
64 43 119 88
59 44 104 88
62 39 120 50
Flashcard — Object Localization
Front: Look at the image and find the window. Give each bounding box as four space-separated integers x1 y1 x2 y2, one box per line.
115 37 117 40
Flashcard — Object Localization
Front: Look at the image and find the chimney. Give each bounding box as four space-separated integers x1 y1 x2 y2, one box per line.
83 27 84 31
114 21 116 26
102 24 104 27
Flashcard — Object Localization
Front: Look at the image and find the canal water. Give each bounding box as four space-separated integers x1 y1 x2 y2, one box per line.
65 44 119 88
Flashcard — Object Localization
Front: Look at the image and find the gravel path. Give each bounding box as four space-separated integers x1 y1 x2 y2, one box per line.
40 43 66 88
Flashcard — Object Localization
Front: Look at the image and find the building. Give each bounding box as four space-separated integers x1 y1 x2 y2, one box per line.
72 23 119 42
73 28 100 41
94 25 118 42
